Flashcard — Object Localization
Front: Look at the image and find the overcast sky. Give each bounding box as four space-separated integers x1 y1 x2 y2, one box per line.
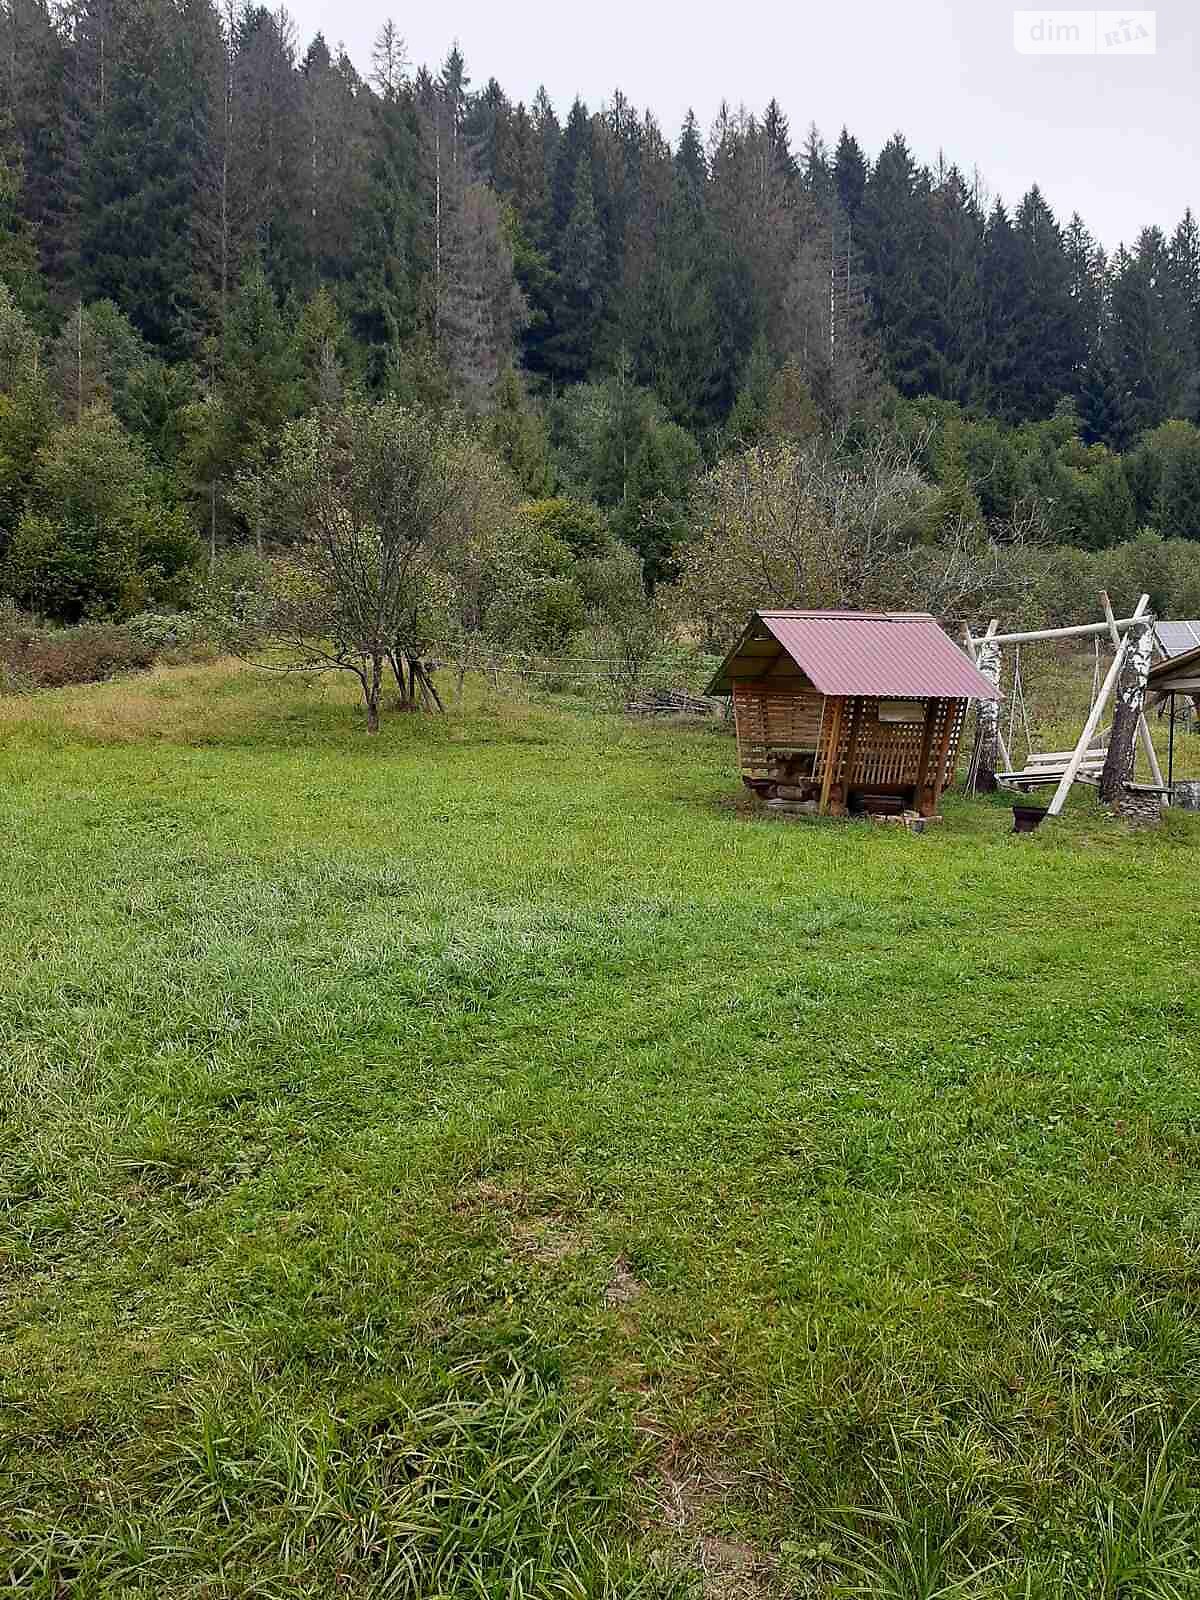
288 0 1196 249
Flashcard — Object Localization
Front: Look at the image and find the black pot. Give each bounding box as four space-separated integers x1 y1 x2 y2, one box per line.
1012 804 1048 834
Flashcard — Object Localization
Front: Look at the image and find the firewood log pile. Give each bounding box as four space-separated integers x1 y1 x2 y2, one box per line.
626 689 722 719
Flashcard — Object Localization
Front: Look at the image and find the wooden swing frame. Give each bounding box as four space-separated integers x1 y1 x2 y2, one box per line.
965 593 1162 815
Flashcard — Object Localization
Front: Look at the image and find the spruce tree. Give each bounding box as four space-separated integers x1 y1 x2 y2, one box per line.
493 99 548 225
76 0 216 351
208 263 300 549
347 28 423 383
1108 229 1191 437
0 145 43 317
674 110 706 195
1154 422 1200 537
1064 212 1106 403
227 3 305 299
707 106 795 372
1 0 70 293
858 135 937 396
48 297 147 421
542 154 604 384
440 179 525 410
293 285 353 411
467 76 508 189
551 97 592 234
725 334 773 445
615 416 700 585
0 281 54 550
626 148 725 430
833 128 867 221
298 37 370 299
531 85 560 225
1168 210 1200 415
762 100 798 187
1077 345 1128 448
1007 186 1077 420
799 122 831 208
588 92 644 355
924 164 985 403
979 201 1026 420
488 365 555 494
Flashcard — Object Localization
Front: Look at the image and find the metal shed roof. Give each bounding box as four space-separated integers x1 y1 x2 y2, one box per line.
1155 621 1200 658
707 609 999 700
1149 642 1200 692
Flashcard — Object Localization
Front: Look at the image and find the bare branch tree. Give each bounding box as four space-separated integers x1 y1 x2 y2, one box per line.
215 400 456 732
670 432 1047 648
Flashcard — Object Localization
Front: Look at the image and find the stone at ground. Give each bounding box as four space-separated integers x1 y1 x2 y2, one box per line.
867 810 941 833
765 798 818 815
1113 785 1163 827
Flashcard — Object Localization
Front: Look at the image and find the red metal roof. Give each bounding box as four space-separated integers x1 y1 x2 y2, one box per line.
707 610 999 699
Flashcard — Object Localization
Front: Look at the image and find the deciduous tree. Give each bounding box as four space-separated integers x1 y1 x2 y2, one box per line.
227 399 456 731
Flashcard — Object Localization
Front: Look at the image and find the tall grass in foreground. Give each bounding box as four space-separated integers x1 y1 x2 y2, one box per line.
6 1361 671 1598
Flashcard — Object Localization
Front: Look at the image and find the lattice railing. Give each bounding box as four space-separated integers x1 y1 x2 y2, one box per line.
735 689 969 795
814 698 967 789
733 682 826 772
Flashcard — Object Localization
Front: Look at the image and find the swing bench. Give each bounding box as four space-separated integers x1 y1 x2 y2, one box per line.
999 745 1109 790
970 595 1163 813
995 640 1110 791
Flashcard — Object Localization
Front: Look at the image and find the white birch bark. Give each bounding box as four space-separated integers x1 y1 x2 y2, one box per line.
1100 619 1154 800
967 632 1001 794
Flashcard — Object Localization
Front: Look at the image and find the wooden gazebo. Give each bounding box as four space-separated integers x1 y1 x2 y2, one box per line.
707 609 998 817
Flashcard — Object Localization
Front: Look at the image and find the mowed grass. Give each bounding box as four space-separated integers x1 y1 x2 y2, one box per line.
2 661 1200 1599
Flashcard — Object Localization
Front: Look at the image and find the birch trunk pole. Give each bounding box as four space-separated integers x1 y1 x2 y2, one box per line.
1100 620 1154 801
966 622 1001 794
1099 591 1164 789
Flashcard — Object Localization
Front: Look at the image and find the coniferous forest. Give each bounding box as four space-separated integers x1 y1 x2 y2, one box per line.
2 0 1200 635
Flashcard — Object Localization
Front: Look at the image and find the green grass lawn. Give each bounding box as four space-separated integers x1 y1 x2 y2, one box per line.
2 662 1200 1599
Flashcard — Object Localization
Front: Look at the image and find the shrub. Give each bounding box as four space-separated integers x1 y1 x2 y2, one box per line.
124 610 200 651
0 603 158 690
1034 534 1200 626
514 498 610 560
0 407 199 623
15 624 154 688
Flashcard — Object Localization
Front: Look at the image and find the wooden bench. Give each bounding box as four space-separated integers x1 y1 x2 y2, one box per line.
998 747 1108 791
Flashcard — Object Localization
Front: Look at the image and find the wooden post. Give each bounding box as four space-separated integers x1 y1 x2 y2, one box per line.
966 621 1001 794
840 697 865 813
818 696 845 816
914 697 940 814
1100 618 1154 801
929 701 958 815
990 615 1146 645
1100 591 1164 790
1047 594 1150 817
